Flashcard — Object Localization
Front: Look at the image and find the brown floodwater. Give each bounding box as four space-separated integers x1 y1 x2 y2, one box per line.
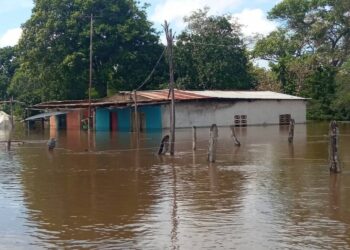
0 122 349 249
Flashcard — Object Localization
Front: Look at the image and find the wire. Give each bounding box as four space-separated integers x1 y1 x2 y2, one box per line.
174 39 241 49
135 47 167 91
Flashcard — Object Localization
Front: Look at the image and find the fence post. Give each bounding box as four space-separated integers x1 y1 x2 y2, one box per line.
230 125 241 146
329 121 341 173
192 126 197 151
158 135 170 155
288 119 295 143
6 140 11 151
208 124 218 163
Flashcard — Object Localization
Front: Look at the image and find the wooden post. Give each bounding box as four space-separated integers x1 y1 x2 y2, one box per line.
47 138 56 151
133 91 139 134
164 21 175 156
25 109 29 132
88 13 93 132
329 121 341 173
230 125 241 146
192 126 196 150
6 139 11 151
288 118 295 143
158 135 170 155
208 124 218 163
10 96 14 128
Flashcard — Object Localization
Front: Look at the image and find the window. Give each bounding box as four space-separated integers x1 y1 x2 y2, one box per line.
234 115 247 127
279 114 291 125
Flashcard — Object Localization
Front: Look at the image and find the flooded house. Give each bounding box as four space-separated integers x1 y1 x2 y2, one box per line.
30 89 307 132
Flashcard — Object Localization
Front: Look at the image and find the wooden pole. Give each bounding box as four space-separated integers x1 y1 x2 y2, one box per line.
8 96 14 151
26 109 30 134
208 124 218 163
329 120 341 173
158 135 170 155
288 118 295 143
230 125 241 146
88 13 93 132
6 139 11 151
133 91 139 134
41 118 44 130
192 126 197 150
10 96 14 128
164 21 175 156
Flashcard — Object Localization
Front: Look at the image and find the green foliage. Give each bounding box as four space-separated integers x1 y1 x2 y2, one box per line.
253 29 302 94
249 66 281 92
174 8 253 90
11 0 166 103
268 0 350 67
8 68 42 105
253 29 300 63
304 66 337 120
333 60 350 119
0 46 18 100
254 0 350 120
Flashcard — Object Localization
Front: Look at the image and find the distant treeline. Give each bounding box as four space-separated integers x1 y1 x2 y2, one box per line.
0 0 349 120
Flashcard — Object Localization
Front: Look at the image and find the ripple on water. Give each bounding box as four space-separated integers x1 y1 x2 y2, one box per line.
1 124 350 249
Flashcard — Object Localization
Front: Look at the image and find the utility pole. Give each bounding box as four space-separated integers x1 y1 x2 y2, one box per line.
164 21 175 156
10 96 14 128
88 13 93 132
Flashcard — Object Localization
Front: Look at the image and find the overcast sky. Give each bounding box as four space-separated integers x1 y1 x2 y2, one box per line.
0 0 280 48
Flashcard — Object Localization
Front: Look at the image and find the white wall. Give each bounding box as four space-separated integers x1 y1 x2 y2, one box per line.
161 100 307 128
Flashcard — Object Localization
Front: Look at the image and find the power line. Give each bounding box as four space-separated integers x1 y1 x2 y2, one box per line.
135 47 167 91
174 39 241 48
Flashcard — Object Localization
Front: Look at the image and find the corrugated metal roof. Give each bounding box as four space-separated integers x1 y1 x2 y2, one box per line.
188 90 307 100
25 111 68 121
32 89 307 110
136 89 209 100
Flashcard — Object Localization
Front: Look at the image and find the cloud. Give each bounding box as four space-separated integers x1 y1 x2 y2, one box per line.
233 9 277 37
150 0 242 30
150 1 276 40
0 28 22 47
0 0 33 12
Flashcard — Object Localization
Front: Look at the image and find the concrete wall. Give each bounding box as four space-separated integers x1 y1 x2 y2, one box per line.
161 100 307 128
49 116 57 130
49 116 57 138
66 111 81 130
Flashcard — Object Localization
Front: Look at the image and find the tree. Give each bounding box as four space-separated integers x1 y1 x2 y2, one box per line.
11 0 165 104
333 60 350 119
0 46 18 100
253 0 350 119
174 8 253 90
268 0 350 68
304 66 337 120
250 67 281 92
253 28 302 94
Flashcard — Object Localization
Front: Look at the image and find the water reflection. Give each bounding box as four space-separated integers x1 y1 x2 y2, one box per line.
19 132 163 248
0 123 349 248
